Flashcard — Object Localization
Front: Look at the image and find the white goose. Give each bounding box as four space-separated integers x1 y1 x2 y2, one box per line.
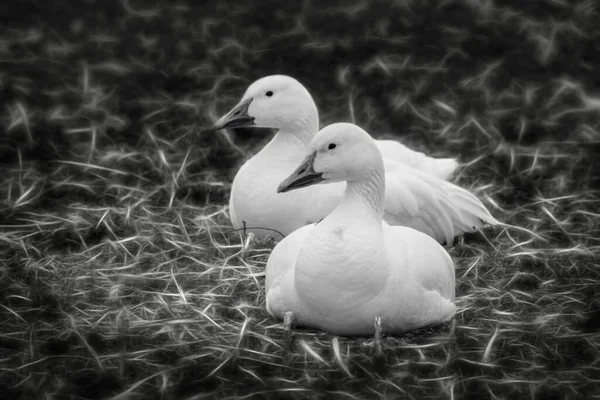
266 123 456 336
214 75 498 242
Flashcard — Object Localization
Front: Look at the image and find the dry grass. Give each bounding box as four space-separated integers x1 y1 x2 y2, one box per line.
1 0 599 398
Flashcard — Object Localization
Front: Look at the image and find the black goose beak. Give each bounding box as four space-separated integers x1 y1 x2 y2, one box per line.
277 152 324 193
213 97 255 129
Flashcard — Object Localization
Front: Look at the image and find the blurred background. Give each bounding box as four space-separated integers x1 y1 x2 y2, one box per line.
2 0 599 193
1 0 599 398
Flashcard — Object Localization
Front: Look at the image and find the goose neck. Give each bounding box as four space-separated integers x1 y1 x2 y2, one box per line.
344 169 386 218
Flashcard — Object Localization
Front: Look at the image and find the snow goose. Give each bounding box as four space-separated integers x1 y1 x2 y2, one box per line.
266 122 456 335
214 75 498 242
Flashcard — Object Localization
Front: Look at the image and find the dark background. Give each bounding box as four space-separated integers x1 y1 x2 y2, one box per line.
0 0 599 398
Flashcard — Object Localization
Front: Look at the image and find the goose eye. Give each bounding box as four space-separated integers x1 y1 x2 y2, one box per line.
328 143 337 150
265 91 273 97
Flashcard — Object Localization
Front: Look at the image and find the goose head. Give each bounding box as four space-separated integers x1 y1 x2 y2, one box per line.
278 123 383 193
214 75 319 135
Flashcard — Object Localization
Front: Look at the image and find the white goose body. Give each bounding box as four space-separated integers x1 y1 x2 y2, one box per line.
229 131 343 238
216 75 498 242
375 139 457 180
266 123 456 335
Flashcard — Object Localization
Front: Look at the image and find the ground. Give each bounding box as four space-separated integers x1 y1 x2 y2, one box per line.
1 0 599 399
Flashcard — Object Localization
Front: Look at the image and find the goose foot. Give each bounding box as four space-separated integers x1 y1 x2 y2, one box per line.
372 316 387 372
284 311 294 331
373 316 383 356
282 311 294 363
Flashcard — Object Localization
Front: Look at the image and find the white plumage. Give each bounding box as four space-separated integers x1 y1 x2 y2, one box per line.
266 123 456 335
215 75 498 243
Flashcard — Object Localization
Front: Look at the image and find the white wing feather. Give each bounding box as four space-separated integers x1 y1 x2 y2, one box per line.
382 159 498 245
375 139 458 180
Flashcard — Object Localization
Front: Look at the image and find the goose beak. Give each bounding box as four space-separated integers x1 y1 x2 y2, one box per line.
277 152 324 193
213 98 255 129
